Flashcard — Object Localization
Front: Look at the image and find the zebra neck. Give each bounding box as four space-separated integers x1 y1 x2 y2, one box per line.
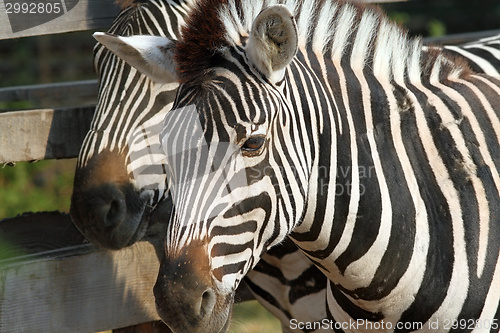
285 22 439 306
285 28 475 326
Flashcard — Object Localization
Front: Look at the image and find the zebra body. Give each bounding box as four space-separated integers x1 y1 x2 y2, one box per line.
440 34 500 76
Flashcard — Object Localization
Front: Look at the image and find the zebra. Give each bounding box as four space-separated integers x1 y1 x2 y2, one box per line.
73 0 500 331
438 34 500 77
70 0 195 250
67 0 308 329
75 2 500 326
92 0 500 332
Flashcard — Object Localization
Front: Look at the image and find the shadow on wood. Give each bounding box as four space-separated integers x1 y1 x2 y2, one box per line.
0 211 163 332
0 205 254 332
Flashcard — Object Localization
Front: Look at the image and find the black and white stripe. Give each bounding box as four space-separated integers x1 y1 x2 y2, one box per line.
441 33 500 76
155 0 500 331
79 0 500 331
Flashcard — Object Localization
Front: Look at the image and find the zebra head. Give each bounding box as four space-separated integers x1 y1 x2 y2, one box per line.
70 0 192 250
156 5 302 332
93 2 304 332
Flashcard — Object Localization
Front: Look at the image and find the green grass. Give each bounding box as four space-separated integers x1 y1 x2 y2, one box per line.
230 300 282 333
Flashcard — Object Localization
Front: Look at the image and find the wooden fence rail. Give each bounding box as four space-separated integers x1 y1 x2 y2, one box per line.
0 80 98 103
0 0 498 331
0 106 95 163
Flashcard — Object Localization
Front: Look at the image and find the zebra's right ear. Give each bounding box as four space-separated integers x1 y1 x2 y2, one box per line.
93 32 179 83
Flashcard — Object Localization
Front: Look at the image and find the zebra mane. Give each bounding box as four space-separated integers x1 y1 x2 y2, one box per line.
175 0 470 84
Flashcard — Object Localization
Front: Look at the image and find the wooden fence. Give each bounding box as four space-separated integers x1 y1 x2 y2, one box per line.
0 0 498 332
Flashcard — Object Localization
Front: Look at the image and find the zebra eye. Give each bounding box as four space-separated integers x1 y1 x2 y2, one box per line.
242 135 266 152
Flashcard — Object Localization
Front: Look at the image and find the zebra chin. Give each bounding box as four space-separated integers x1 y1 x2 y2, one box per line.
70 150 152 250
153 239 235 333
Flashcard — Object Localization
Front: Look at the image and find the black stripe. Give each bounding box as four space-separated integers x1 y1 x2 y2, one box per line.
397 80 454 327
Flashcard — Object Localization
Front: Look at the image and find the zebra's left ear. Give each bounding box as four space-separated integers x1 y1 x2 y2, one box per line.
93 32 178 83
246 5 298 84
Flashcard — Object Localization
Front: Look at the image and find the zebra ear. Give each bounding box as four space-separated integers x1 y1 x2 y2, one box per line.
246 5 298 84
93 32 179 83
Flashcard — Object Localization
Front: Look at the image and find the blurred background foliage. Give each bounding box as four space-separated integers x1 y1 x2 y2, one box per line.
380 0 500 37
0 0 499 332
0 159 75 218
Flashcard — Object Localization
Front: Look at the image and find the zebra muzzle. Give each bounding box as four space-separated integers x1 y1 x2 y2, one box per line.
153 240 233 333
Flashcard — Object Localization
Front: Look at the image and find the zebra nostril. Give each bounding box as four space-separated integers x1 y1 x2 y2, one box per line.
103 197 126 228
199 289 216 318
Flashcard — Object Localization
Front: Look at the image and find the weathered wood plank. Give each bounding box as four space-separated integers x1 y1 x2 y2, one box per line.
0 106 95 164
0 211 162 333
0 244 162 332
0 80 98 102
0 212 157 332
113 321 173 333
0 211 87 257
0 0 120 40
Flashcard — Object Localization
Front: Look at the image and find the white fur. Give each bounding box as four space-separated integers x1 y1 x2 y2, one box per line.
350 12 377 70
294 0 315 49
93 32 178 83
331 5 356 62
312 1 338 54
